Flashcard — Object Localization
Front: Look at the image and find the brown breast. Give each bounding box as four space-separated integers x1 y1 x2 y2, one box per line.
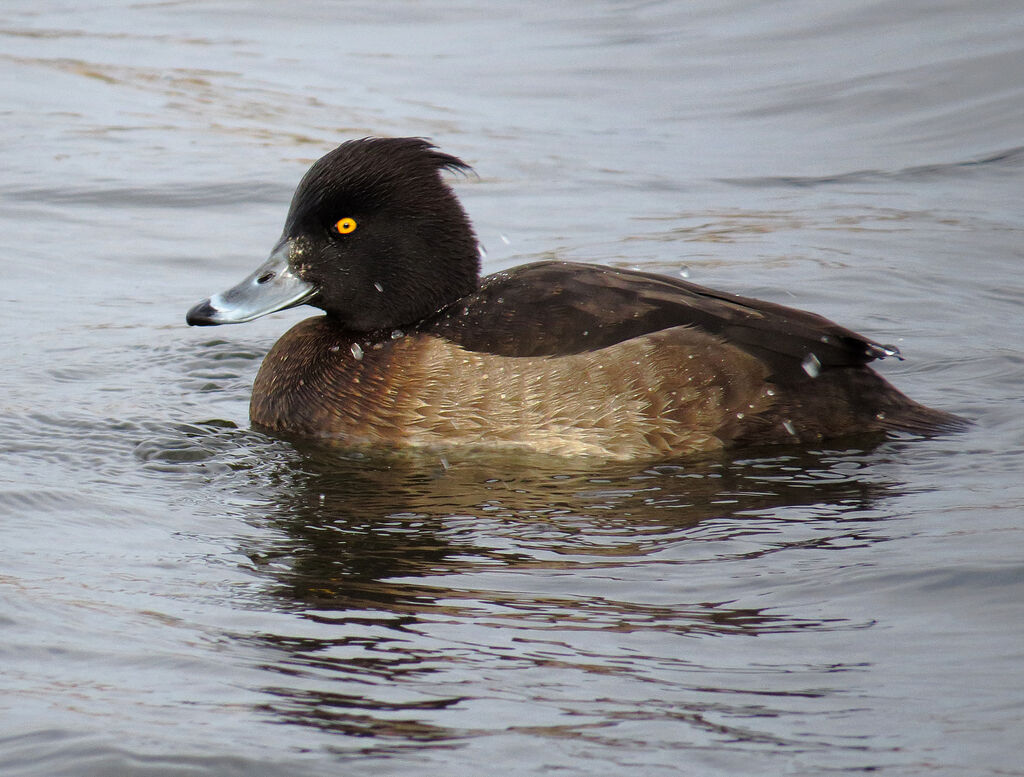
250 316 777 459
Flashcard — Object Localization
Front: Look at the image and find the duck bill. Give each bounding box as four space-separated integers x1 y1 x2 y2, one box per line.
186 240 317 326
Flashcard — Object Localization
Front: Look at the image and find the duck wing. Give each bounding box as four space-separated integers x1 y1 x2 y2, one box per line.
426 261 895 378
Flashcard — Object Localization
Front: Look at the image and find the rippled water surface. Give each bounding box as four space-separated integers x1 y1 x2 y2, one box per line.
2 2 1023 775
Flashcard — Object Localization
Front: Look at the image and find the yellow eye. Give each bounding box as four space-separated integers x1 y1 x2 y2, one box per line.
335 217 357 234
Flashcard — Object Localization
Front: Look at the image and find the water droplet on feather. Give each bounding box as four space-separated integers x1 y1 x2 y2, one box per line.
880 344 902 359
801 353 821 378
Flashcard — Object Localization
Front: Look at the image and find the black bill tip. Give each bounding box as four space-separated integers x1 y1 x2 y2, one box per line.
186 300 220 326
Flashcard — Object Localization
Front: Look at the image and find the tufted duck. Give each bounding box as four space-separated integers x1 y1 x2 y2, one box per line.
186 137 964 459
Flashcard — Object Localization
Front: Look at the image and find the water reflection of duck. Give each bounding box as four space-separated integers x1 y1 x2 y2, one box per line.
248 445 903 611
187 137 964 460
242 447 900 740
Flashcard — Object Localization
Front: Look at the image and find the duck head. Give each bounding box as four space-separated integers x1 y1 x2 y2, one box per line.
186 137 479 332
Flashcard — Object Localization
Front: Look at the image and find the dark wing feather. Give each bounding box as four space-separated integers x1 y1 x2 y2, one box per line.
425 261 893 377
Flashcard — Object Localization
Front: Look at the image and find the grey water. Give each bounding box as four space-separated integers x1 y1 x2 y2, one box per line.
2 1 1023 775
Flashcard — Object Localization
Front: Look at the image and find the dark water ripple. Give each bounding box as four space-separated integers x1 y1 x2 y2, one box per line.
0 181 289 208
721 145 1024 187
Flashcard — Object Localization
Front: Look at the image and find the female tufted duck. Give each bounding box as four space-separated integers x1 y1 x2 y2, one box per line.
186 137 964 459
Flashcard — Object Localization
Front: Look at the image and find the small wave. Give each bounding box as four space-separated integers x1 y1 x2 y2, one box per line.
720 146 1024 188
0 487 101 514
0 181 287 209
0 729 314 777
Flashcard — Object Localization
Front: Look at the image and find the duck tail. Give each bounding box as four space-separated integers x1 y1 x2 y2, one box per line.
872 396 970 435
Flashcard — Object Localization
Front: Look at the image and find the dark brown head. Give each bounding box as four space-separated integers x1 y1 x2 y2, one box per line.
186 137 480 331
